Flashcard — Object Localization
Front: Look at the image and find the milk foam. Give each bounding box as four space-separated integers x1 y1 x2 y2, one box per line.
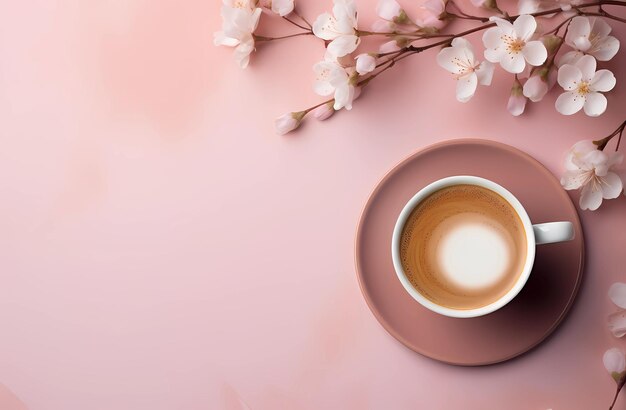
436 222 510 290
399 184 527 310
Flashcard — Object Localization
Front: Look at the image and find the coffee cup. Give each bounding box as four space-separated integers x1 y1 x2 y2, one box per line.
391 176 574 318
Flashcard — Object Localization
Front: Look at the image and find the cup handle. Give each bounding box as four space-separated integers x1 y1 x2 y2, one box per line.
533 222 575 245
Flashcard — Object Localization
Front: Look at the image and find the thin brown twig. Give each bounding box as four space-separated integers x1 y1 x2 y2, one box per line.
582 11 626 24
358 0 626 86
609 382 625 410
593 120 626 150
283 16 310 31
254 32 314 41
293 9 312 29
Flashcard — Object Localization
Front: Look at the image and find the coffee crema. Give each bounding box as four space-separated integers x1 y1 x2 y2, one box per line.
399 184 527 310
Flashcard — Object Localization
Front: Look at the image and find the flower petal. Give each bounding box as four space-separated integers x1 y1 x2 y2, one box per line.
558 50 583 67
456 72 478 103
437 46 471 74
604 348 626 374
564 140 598 170
573 36 592 52
561 170 587 190
326 35 360 58
249 7 262 32
591 69 616 92
476 61 494 85
313 13 339 40
313 63 337 96
312 103 335 121
490 17 514 34
513 14 537 41
592 36 620 61
271 0 294 16
371 19 395 32
376 0 403 21
556 91 584 115
333 0 358 33
234 37 255 68
522 40 547 66
608 311 626 338
600 172 623 199
518 0 539 14
214 31 240 47
500 52 526 74
565 16 591 48
558 64 582 90
355 54 376 74
507 94 527 116
523 75 548 102
607 152 624 168
379 40 400 53
579 180 603 210
583 92 607 117
584 149 609 175
484 47 505 64
610 284 626 309
274 112 300 135
333 83 355 110
589 17 612 38
451 37 474 52
482 26 503 50
575 54 597 80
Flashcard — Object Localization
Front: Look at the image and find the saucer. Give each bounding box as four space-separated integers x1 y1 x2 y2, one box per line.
355 139 584 366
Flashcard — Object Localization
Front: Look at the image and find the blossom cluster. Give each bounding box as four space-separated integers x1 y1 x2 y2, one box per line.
560 120 625 211
437 13 619 117
214 0 295 68
214 0 625 209
214 0 621 133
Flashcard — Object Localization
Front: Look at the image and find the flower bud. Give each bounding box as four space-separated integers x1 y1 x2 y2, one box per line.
604 348 626 386
275 111 305 135
355 54 377 75
312 102 335 121
376 0 407 23
507 78 527 116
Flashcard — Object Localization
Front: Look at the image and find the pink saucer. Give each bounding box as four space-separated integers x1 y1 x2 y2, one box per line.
355 139 584 366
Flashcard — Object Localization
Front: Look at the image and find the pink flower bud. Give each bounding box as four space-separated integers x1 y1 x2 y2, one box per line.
470 0 499 10
371 19 396 33
604 348 626 384
379 40 401 53
376 0 405 21
312 103 335 121
507 79 527 116
523 74 549 102
355 54 377 75
416 0 448 30
275 111 305 135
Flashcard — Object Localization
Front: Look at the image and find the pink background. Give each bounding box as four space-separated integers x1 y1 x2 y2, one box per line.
1 1 625 409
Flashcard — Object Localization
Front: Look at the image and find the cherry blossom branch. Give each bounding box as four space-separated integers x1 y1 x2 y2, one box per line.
594 120 626 151
293 9 312 28
283 15 310 30
403 0 625 53
583 11 626 24
545 15 577 35
447 1 492 23
265 0 626 134
254 31 313 42
313 0 625 118
609 381 625 410
543 20 571 69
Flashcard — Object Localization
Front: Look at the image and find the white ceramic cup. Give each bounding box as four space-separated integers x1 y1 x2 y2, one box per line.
391 176 574 318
